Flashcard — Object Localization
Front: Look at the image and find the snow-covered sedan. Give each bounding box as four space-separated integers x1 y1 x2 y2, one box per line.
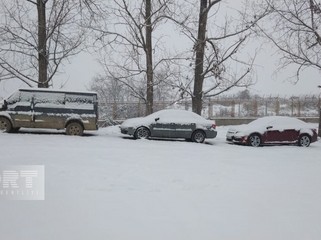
226 116 318 147
120 109 217 143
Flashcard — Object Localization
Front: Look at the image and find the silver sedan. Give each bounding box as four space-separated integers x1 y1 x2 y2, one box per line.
120 109 217 143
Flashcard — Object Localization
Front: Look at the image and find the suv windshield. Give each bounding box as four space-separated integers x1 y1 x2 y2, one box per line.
6 91 20 105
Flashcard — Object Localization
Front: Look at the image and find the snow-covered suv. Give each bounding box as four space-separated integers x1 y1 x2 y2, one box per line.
0 88 98 136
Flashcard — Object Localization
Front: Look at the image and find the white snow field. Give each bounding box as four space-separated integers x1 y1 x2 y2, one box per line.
0 125 320 240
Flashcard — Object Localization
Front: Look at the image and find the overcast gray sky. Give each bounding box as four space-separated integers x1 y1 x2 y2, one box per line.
0 0 320 99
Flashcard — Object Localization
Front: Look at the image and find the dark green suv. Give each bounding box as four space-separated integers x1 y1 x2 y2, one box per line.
0 88 98 136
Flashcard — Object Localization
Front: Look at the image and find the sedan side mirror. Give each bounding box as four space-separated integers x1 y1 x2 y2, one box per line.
155 117 160 122
266 126 273 130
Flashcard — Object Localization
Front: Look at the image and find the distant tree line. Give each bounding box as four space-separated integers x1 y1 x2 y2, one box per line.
96 89 320 121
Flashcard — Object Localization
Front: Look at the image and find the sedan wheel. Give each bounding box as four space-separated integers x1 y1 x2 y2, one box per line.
249 134 261 147
192 130 206 143
298 134 311 147
134 127 150 139
0 117 12 133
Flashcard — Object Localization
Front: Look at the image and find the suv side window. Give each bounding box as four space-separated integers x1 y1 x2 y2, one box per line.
65 94 94 110
20 91 34 104
33 92 65 108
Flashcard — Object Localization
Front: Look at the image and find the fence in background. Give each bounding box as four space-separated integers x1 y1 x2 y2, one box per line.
98 95 321 125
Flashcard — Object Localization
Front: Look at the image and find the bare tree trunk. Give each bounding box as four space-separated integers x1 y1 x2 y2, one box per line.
37 0 48 88
192 0 208 115
145 0 153 115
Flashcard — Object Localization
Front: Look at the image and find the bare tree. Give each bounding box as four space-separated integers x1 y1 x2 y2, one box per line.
0 0 98 88
92 0 182 115
90 75 126 104
169 0 268 115
257 0 321 136
145 0 154 115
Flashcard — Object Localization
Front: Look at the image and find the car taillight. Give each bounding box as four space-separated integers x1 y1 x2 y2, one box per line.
211 123 216 129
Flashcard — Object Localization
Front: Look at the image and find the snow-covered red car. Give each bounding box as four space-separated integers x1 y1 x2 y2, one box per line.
226 116 318 147
120 109 217 143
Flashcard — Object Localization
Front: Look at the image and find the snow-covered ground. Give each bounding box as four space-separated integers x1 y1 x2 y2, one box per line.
0 125 320 240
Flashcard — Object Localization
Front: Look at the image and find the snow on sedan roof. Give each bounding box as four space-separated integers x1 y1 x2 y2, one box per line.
121 109 213 128
148 109 205 119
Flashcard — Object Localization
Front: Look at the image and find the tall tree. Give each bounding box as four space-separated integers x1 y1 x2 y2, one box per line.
0 0 98 88
37 0 48 87
145 0 153 114
170 0 268 115
193 0 219 114
193 0 210 115
92 0 179 115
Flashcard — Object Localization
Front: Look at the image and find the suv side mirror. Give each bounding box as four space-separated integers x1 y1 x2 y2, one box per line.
2 100 8 110
155 117 160 122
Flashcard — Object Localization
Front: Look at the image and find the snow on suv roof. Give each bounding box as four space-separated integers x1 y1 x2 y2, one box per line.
18 88 97 95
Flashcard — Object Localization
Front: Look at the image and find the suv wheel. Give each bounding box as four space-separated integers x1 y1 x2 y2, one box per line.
66 122 84 136
0 117 12 133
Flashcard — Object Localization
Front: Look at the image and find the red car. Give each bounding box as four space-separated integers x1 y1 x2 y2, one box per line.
226 116 318 147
